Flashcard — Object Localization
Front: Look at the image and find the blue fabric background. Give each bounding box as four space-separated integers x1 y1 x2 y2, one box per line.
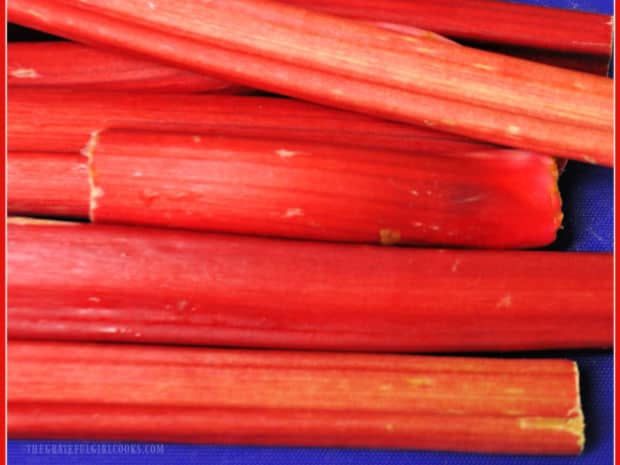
7 0 614 463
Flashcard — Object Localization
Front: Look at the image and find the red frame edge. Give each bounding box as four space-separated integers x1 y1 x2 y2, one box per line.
0 2 615 464
614 0 618 461
1 1 5 463
1 0 7 463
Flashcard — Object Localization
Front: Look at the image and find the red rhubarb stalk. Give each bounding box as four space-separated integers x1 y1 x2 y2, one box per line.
80 129 564 248
8 221 612 351
7 132 558 247
8 41 250 93
190 0 611 96
8 152 90 218
8 341 585 454
8 0 613 165
283 0 613 74
283 0 612 55
8 89 494 154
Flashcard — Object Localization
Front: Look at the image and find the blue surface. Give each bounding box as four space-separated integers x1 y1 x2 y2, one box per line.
7 0 613 464
551 162 614 252
521 0 612 14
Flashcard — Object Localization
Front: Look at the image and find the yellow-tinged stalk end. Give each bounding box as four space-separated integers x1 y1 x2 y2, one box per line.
549 158 564 232
517 362 585 454
572 362 585 453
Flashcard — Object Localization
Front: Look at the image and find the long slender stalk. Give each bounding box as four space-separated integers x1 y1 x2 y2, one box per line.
82 129 564 248
8 89 493 154
8 0 613 165
283 0 613 59
8 130 561 247
288 0 613 74
8 41 250 93
187 0 610 97
8 220 612 351
8 340 585 454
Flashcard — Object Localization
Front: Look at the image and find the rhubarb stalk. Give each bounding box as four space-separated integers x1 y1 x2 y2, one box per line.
8 41 250 93
79 129 564 248
283 0 613 74
8 341 585 454
8 89 493 154
8 133 560 247
8 220 612 351
8 152 89 218
8 0 613 165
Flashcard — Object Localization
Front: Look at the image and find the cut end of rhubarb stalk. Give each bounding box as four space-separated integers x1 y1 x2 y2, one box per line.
82 131 103 221
516 362 584 454
518 416 584 451
549 161 564 231
573 362 586 453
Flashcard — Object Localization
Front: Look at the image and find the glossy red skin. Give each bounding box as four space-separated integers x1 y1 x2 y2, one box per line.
8 1 613 166
8 41 250 93
54 0 613 128
8 152 90 218
8 88 492 154
283 0 613 56
185 0 611 96
86 129 562 247
9 341 583 454
8 222 612 352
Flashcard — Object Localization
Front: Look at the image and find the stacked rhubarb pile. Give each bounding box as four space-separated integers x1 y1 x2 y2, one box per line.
7 0 614 457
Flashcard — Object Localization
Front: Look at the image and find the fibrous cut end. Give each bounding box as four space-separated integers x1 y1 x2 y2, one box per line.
517 361 585 454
